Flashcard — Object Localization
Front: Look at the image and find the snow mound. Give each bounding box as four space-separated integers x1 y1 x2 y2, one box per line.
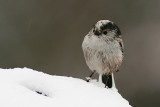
0 68 131 107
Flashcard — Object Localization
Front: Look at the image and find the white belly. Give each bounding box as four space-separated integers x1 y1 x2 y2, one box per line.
82 35 123 74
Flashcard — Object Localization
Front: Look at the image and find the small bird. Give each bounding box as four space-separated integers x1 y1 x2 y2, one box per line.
82 20 124 88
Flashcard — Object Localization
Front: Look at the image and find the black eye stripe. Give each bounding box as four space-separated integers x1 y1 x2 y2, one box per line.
100 22 121 36
101 22 114 31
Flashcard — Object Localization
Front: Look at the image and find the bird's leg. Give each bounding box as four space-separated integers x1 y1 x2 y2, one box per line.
86 70 96 82
89 70 96 78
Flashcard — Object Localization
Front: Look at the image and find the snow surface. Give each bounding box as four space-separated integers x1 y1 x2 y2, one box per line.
0 68 131 107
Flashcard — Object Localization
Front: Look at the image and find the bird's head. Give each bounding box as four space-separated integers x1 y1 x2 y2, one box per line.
92 20 121 37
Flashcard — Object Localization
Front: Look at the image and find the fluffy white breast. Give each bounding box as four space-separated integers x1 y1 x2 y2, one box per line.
82 34 123 74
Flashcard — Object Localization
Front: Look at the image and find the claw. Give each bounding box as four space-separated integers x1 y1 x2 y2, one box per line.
86 77 91 82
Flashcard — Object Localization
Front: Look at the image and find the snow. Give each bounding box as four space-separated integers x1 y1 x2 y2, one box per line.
0 68 131 107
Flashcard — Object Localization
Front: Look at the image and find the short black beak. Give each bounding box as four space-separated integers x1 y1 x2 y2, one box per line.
94 30 101 36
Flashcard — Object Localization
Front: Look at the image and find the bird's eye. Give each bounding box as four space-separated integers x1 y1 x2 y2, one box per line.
102 29 107 35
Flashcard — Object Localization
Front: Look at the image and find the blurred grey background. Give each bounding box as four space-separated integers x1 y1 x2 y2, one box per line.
0 0 160 106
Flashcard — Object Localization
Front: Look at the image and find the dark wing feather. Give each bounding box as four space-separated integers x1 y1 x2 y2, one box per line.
118 38 124 53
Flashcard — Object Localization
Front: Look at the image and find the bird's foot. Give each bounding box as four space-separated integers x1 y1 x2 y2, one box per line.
85 77 91 82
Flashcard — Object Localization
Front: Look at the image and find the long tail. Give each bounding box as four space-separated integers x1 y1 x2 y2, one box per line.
111 73 116 88
102 74 112 88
